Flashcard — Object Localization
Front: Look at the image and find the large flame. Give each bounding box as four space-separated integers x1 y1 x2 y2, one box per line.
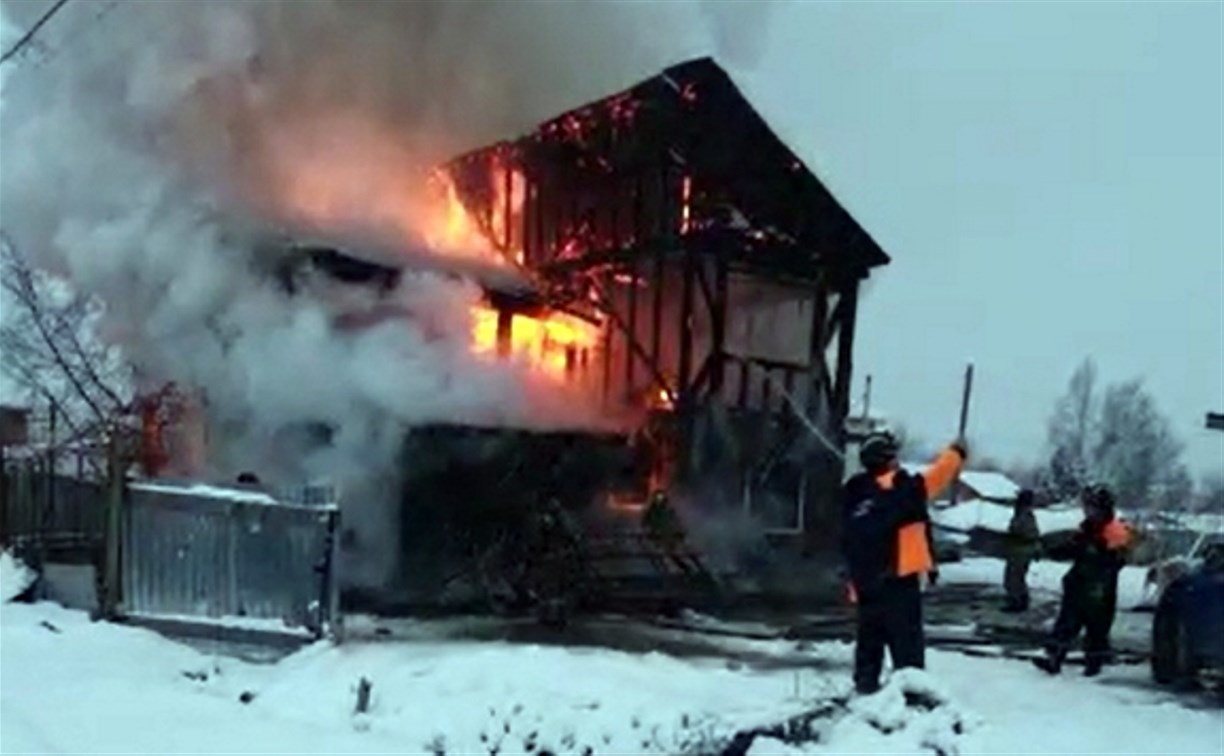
259 114 593 381
255 114 527 267
423 162 526 265
470 305 600 379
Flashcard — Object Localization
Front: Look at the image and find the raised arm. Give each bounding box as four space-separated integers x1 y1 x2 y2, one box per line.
920 444 967 501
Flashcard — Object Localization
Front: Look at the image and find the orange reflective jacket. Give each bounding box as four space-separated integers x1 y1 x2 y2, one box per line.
890 447 965 577
1102 518 1132 551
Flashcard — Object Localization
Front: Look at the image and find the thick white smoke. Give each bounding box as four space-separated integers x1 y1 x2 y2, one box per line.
0 0 774 588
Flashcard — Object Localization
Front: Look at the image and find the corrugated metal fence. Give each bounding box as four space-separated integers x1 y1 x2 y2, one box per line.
122 484 340 637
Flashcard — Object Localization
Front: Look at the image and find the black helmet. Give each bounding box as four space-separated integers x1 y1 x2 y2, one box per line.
859 431 900 471
1081 484 1115 513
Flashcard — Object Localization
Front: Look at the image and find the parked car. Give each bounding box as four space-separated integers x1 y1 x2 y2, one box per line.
1141 531 1224 607
1151 532 1224 687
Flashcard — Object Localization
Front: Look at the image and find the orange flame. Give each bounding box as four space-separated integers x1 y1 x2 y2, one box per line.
649 385 675 411
422 163 527 265
470 305 599 380
261 114 528 268
680 175 692 235
423 170 493 256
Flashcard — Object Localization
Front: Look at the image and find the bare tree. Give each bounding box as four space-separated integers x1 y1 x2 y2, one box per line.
1040 359 1190 510
1197 472 1224 514
1093 378 1188 511
1043 358 1098 499
0 233 132 452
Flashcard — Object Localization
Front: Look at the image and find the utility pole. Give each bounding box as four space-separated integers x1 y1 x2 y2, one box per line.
946 363 975 508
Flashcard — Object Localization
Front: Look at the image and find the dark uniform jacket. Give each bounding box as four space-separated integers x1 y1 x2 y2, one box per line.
840 470 929 594
1049 516 1130 605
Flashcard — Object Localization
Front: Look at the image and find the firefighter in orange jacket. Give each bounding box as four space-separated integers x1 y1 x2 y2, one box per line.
841 431 967 694
1034 484 1132 677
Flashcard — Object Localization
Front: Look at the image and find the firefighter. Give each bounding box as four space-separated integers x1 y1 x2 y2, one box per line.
522 497 589 625
841 431 968 695
1033 484 1132 677
642 490 699 576
1002 489 1041 612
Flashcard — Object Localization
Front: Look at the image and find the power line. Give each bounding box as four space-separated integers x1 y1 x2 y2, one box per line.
0 0 72 66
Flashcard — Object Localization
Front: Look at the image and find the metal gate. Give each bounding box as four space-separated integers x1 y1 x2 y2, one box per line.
121 482 340 638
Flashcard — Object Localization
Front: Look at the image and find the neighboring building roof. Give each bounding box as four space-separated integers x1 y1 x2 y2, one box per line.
932 499 1082 535
900 464 1020 502
957 471 1021 502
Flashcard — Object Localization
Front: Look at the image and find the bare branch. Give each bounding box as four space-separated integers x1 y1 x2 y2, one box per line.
0 232 119 426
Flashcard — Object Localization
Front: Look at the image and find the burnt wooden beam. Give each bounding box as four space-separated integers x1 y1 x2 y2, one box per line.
588 275 674 400
678 244 696 397
535 178 548 266
688 354 714 399
601 270 613 403
502 165 513 251
832 280 860 424
710 253 728 396
625 258 638 392
495 310 513 359
808 282 829 402
535 227 828 284
822 293 844 352
650 173 667 384
694 255 715 317
736 355 810 373
1207 412 1224 431
738 358 750 409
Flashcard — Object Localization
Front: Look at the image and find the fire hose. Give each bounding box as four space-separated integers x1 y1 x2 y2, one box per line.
761 373 846 462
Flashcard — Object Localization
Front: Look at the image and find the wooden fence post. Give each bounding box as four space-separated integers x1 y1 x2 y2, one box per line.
101 432 124 619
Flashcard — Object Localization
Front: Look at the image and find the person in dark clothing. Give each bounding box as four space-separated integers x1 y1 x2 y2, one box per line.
1034 484 1132 677
642 490 702 576
841 431 968 694
1003 489 1041 612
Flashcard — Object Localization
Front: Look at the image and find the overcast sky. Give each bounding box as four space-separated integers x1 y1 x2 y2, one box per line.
738 1 1222 475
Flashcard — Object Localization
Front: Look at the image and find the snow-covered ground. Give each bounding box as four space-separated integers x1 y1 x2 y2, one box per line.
939 556 1151 610
3 598 1221 753
931 500 1084 537
0 552 34 603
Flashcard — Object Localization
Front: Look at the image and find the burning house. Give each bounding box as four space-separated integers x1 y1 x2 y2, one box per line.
274 57 891 609
439 57 887 517
124 56 889 614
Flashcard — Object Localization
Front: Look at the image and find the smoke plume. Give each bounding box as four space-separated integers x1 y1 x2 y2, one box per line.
0 0 774 587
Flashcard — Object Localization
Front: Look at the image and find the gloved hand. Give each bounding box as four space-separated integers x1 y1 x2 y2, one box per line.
929 569 940 586
951 438 969 460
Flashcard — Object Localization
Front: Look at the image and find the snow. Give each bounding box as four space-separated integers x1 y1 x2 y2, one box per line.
3 599 1221 755
133 612 317 638
940 556 1151 610
129 482 283 507
932 500 1083 536
957 471 1021 502
0 550 34 603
